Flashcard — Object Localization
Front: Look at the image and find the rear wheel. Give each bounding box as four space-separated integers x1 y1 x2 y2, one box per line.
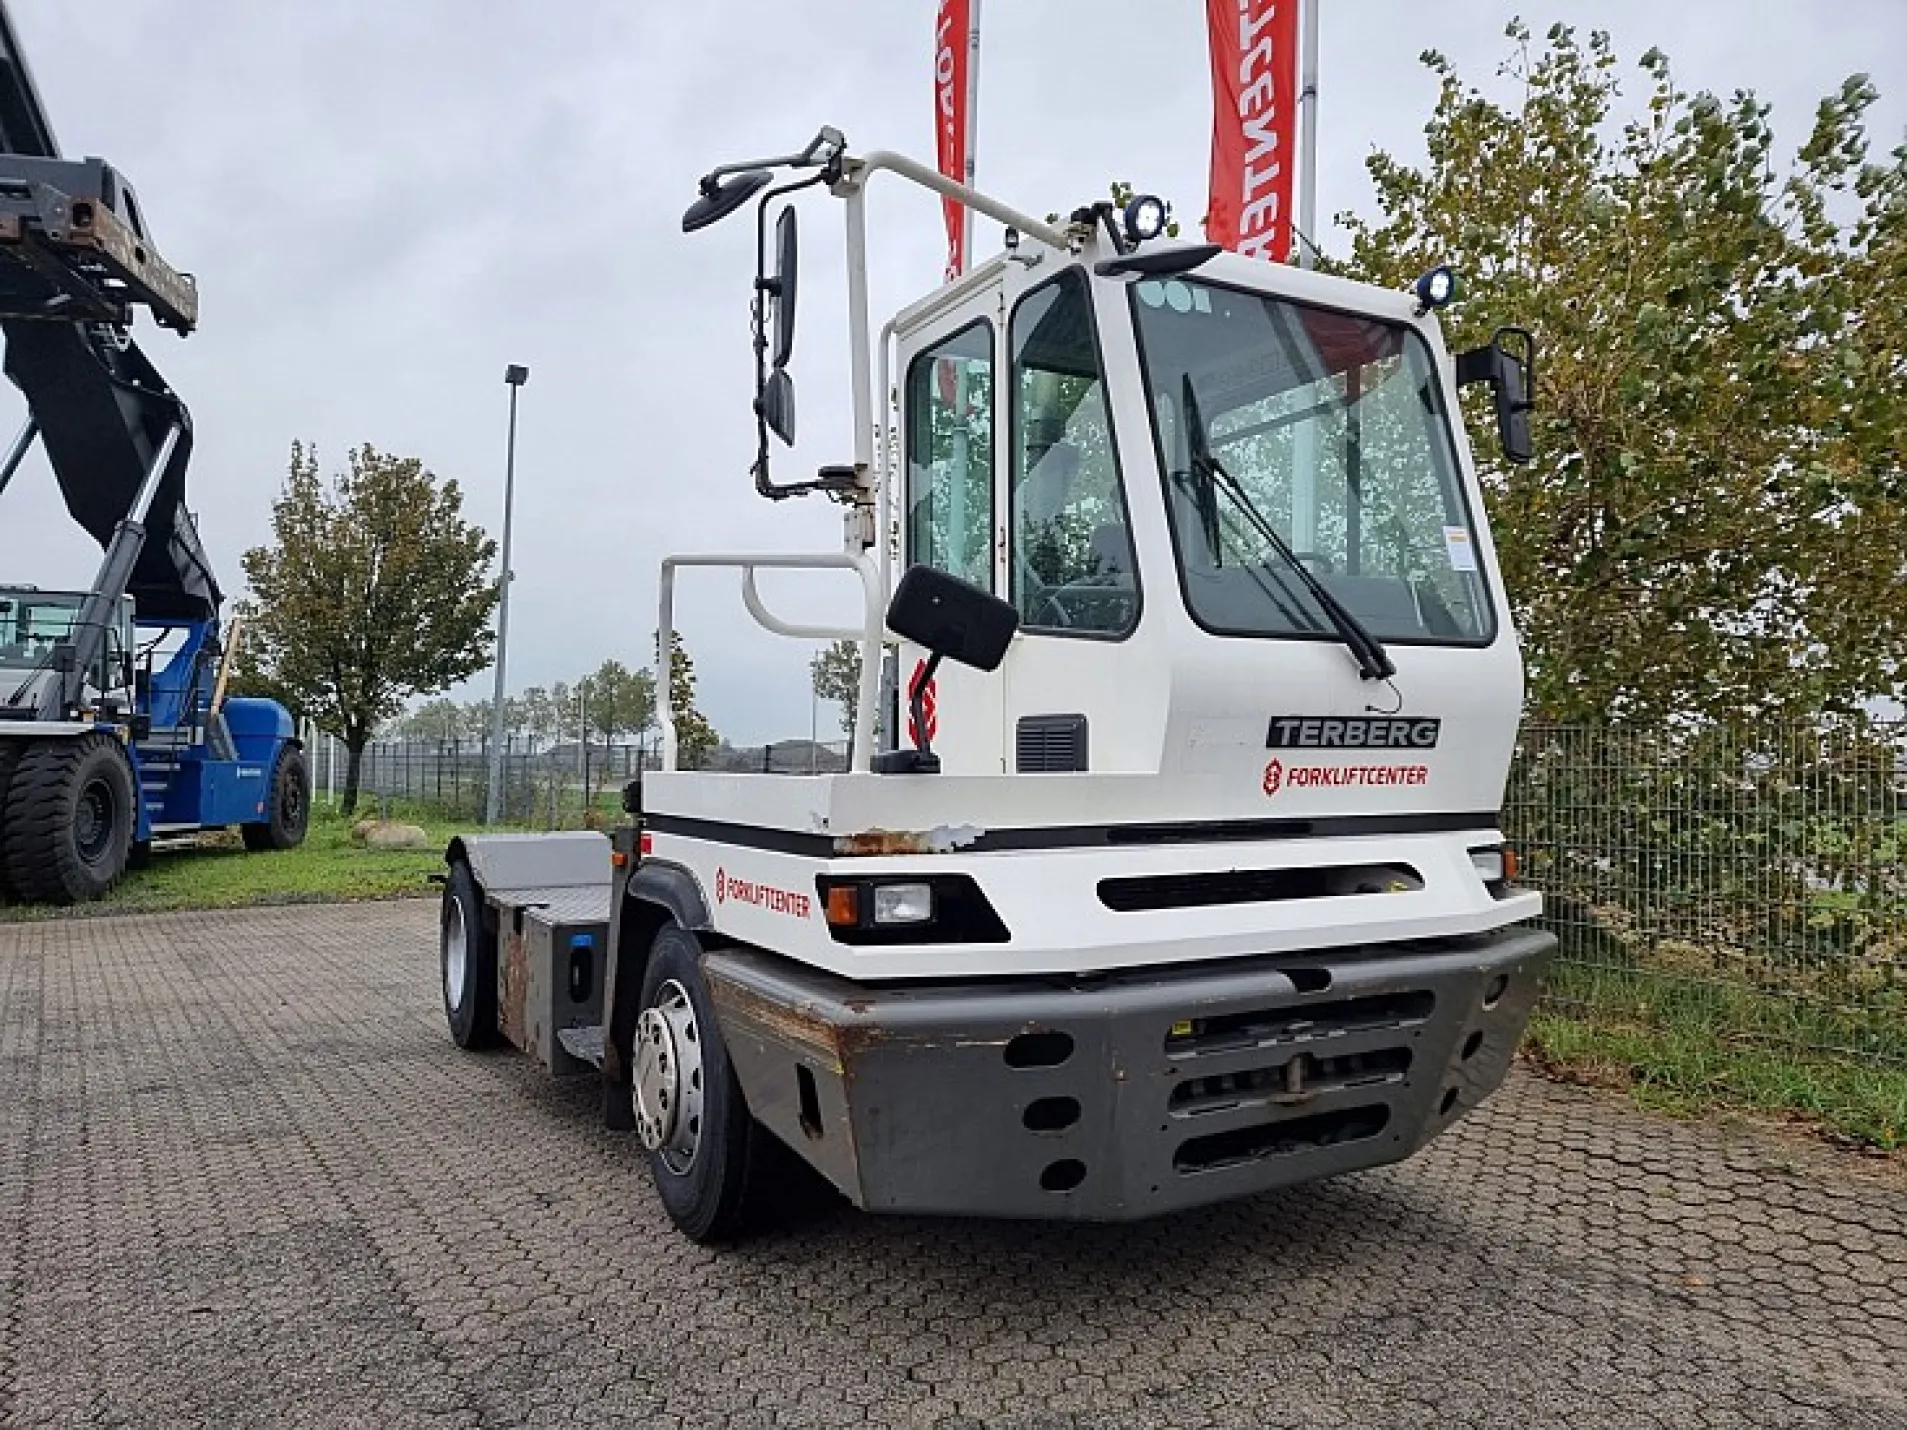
0 734 137 904
0 741 22 899
637 926 778 1243
241 744 310 851
441 859 501 1049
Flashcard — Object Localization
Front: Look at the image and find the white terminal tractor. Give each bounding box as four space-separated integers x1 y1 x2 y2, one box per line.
438 129 1556 1244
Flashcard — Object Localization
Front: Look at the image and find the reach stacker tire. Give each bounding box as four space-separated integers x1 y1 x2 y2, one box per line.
0 740 21 899
0 734 136 904
241 744 310 851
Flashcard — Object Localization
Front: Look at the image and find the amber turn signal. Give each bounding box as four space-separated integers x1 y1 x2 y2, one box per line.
825 885 860 927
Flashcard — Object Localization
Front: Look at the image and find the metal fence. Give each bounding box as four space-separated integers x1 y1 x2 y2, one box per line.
305 733 852 827
306 720 1907 1066
1504 722 1907 1067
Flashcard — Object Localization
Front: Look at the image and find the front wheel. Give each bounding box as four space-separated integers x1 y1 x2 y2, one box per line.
0 734 136 904
636 926 776 1243
242 744 310 851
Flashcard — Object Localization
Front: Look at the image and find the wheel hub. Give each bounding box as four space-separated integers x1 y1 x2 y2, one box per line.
74 776 116 865
633 980 705 1172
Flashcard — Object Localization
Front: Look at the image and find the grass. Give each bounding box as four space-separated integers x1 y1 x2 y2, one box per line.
1525 958 1907 1153
0 803 483 922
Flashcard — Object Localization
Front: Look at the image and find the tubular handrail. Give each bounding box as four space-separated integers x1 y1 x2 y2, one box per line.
658 550 884 773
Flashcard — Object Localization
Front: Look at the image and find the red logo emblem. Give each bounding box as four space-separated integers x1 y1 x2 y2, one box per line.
713 865 726 903
905 658 939 743
1261 759 1284 798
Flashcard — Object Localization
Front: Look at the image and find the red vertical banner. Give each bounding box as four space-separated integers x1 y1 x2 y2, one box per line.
1204 0 1298 262
934 0 972 281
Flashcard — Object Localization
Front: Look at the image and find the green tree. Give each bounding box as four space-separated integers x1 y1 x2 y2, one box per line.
810 639 862 745
237 442 499 813
519 686 556 752
576 659 658 747
402 697 462 743
661 633 718 769
1337 22 1907 725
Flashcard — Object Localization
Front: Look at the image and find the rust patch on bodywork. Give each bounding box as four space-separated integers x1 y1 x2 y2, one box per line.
709 973 854 1071
832 824 984 857
499 926 530 1051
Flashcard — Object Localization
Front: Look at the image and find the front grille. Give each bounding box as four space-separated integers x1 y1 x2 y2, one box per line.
1164 990 1435 1058
1168 1047 1413 1117
1175 1104 1392 1172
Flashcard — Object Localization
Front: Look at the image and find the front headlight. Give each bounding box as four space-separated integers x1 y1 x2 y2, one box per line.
1469 846 1518 884
872 882 934 925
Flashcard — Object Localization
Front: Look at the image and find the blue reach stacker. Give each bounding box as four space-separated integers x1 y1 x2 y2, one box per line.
0 2 306 904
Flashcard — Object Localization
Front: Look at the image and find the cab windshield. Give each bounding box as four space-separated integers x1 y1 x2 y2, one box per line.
0 591 81 669
1129 277 1494 646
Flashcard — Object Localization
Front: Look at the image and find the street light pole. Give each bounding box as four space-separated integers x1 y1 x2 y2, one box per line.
485 363 529 825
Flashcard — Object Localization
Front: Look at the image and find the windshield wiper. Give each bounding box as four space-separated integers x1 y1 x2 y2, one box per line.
1196 451 1395 681
1178 377 1395 682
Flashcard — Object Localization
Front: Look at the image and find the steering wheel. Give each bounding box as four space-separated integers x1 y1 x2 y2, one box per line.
1034 576 1135 632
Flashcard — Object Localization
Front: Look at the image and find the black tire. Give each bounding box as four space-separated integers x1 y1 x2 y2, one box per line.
441 860 501 1049
0 740 21 900
241 744 311 852
0 734 137 904
638 926 775 1243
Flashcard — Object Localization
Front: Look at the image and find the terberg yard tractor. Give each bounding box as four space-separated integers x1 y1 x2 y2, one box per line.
440 128 1556 1242
0 5 307 905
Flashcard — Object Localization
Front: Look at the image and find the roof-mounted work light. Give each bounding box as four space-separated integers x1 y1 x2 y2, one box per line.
1413 264 1458 314
1123 194 1169 245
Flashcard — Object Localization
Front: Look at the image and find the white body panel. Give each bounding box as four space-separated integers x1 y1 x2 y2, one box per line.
0 720 93 739
642 768 1537 980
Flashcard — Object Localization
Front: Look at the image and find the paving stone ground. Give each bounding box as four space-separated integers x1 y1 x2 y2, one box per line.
1 900 1904 1429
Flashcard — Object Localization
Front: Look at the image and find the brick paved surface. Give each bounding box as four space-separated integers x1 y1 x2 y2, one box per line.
1 901 1904 1429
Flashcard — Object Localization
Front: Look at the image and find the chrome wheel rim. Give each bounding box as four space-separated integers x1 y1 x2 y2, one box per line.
633 979 704 1174
444 898 467 1012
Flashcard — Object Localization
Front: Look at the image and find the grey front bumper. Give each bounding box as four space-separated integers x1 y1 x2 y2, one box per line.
705 926 1555 1222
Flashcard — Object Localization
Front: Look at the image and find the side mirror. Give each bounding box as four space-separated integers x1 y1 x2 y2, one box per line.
885 563 1019 673
757 367 795 447
874 565 1020 776
769 205 797 369
682 169 774 232
1456 326 1537 466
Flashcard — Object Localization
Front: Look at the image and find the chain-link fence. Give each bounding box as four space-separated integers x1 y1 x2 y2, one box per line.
305 719 1906 1066
1504 721 1907 1068
302 733 852 828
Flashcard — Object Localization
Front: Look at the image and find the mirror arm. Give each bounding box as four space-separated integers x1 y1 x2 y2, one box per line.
747 171 828 500
908 651 944 761
700 127 846 193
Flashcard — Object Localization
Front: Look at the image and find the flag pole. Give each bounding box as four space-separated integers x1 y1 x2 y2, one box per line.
961 0 981 273
1295 0 1319 269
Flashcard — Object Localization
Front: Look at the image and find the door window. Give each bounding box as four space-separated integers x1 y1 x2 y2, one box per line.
905 321 994 590
1009 270 1138 636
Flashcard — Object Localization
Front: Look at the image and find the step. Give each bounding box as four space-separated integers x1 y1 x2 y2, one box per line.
555 1026 606 1069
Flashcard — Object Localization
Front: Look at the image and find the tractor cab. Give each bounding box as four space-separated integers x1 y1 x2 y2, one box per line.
886 226 1535 824
662 131 1534 828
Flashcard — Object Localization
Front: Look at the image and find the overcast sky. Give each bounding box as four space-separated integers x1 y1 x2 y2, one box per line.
4 1 1903 745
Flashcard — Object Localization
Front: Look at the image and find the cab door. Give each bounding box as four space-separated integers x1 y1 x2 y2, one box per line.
894 280 1008 774
995 264 1160 773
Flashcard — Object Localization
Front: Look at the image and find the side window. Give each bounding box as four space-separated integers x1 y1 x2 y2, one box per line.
1010 269 1138 636
905 321 994 590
